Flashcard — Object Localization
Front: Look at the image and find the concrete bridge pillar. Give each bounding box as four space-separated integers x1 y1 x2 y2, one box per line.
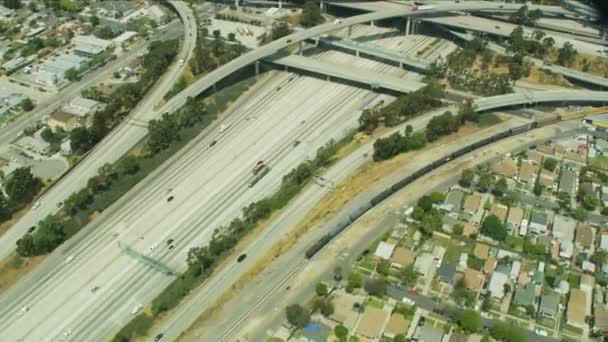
405 17 411 36
278 0 282 9
320 0 325 12
299 41 305 55
355 49 359 57
234 0 239 8
255 61 260 76
348 25 352 38
370 20 375 27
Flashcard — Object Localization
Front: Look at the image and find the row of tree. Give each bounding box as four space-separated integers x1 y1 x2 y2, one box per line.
0 167 42 225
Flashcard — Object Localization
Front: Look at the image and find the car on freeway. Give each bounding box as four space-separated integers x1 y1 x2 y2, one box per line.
27 226 35 233
286 39 292 43
149 246 156 252
91 286 100 293
168 245 175 250
219 123 231 133
33 201 40 210
237 254 247 262
209 140 217 147
154 333 164 341
18 306 29 316
64 330 72 337
529 144 537 150
179 59 184 66
131 303 143 315
65 255 74 264
167 195 174 202
167 239 174 245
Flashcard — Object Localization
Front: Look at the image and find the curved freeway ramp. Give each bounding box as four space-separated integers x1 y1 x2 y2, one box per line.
474 90 608 112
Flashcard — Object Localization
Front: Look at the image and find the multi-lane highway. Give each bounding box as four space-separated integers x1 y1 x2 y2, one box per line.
0 1 196 262
0 30 425 339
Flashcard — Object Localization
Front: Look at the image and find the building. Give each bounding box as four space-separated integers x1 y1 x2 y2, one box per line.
1 56 27 72
506 207 524 232
483 257 497 274
414 253 434 275
559 168 578 197
492 158 518 178
581 274 596 293
383 314 409 339
595 305 608 334
538 168 556 189
72 35 114 57
391 247 415 269
148 5 168 24
575 224 595 253
509 260 521 281
529 211 549 235
113 31 137 45
48 111 84 132
488 272 509 299
418 324 443 342
330 294 359 328
464 268 485 290
513 285 536 309
374 241 396 260
567 289 588 330
463 193 482 215
445 190 463 213
539 293 560 318
553 215 577 245
437 262 457 285
528 150 543 164
518 160 539 184
40 52 88 80
491 204 508 223
355 306 390 340
474 243 490 259
62 96 104 117
16 136 50 155
600 232 608 251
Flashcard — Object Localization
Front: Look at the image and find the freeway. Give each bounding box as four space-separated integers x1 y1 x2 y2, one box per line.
0 1 579 261
265 54 426 93
0 1 197 262
474 90 608 112
0 37 415 340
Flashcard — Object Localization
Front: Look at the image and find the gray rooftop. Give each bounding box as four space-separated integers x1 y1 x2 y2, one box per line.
513 285 536 307
531 211 548 226
539 293 560 317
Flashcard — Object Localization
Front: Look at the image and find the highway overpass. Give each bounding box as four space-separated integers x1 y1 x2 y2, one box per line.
264 54 425 93
473 90 608 112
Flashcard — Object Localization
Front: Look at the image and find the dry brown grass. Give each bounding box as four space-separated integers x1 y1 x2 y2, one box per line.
523 67 573 87
0 253 44 296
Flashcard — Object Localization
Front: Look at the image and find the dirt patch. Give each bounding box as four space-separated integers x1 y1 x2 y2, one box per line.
0 253 44 296
524 67 573 87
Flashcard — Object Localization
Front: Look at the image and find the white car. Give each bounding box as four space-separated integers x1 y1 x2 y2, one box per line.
65 255 74 264
64 330 72 337
535 328 548 336
18 306 29 316
402 297 414 305
179 59 184 66
219 123 231 133
131 303 143 315
32 201 40 210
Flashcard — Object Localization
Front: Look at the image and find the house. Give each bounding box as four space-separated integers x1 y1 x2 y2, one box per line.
559 168 578 197
556 280 570 295
532 270 545 285
62 96 104 117
15 136 50 155
432 246 446 262
463 222 477 236
506 207 524 232
529 211 549 235
72 35 114 57
560 240 574 259
581 182 597 199
553 215 577 243
539 293 560 318
567 289 588 330
595 305 608 334
374 241 396 260
601 232 608 251
383 314 409 339
513 285 536 309
581 274 596 293
483 257 497 274
492 158 518 178
491 204 508 223
97 83 116 97
449 334 468 342
474 243 490 259
565 150 586 164
48 111 84 132
437 262 457 285
330 294 359 328
582 260 596 272
459 253 468 270
355 306 391 340
603 186 608 207
575 225 595 252
518 160 539 184
463 193 482 215
464 268 485 290
414 253 434 275
391 247 416 269
538 144 553 155
551 241 560 261
488 272 509 299
554 144 567 157
519 219 528 237
445 190 463 213
538 168 556 189
510 260 521 281
528 150 543 164
418 324 443 342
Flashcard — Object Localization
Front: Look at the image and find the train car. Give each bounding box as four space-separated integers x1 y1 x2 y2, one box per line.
305 234 332 259
349 203 372 222
371 189 394 205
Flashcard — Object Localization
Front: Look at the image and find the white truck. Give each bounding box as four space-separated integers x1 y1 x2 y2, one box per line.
219 123 231 133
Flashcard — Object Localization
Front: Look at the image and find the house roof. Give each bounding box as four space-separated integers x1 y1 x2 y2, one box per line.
374 241 396 260
567 289 587 326
414 253 434 275
384 314 409 337
449 334 468 342
559 169 577 195
539 168 555 187
514 285 536 307
527 150 543 164
507 207 524 228
518 271 530 287
554 144 567 156
553 215 577 242
474 243 490 259
330 294 359 326
355 306 390 339
418 324 443 342
463 222 477 236
575 225 595 248
565 150 586 164
533 270 545 285
463 193 482 213
49 110 76 123
581 182 596 199
537 144 553 155
539 293 560 316
519 160 539 183
437 262 457 284
580 273 596 291
595 305 608 332
488 272 509 298
391 247 416 268
483 257 497 274
491 204 508 223
530 211 548 226
492 158 518 178
446 190 463 212
464 268 485 290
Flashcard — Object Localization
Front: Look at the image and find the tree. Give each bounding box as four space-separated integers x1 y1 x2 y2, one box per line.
453 223 464 236
400 264 419 288
347 272 362 292
591 250 608 268
227 32 236 41
118 155 139 175
2 0 21 10
94 25 115 39
481 214 507 241
377 259 391 276
478 172 494 192
460 169 475 188
268 21 292 41
334 265 343 281
557 42 578 67
533 180 544 197
573 207 588 221
20 98 34 111
315 282 328 297
364 278 387 297
6 167 41 204
300 1 323 28
557 192 571 210
313 297 334 316
334 324 348 339
490 322 526 342
426 111 459 141
503 283 512 295
358 109 379 133
493 177 508 197
65 67 80 81
70 127 93 154
543 157 558 172
285 304 310 329
459 309 481 333
89 15 100 27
